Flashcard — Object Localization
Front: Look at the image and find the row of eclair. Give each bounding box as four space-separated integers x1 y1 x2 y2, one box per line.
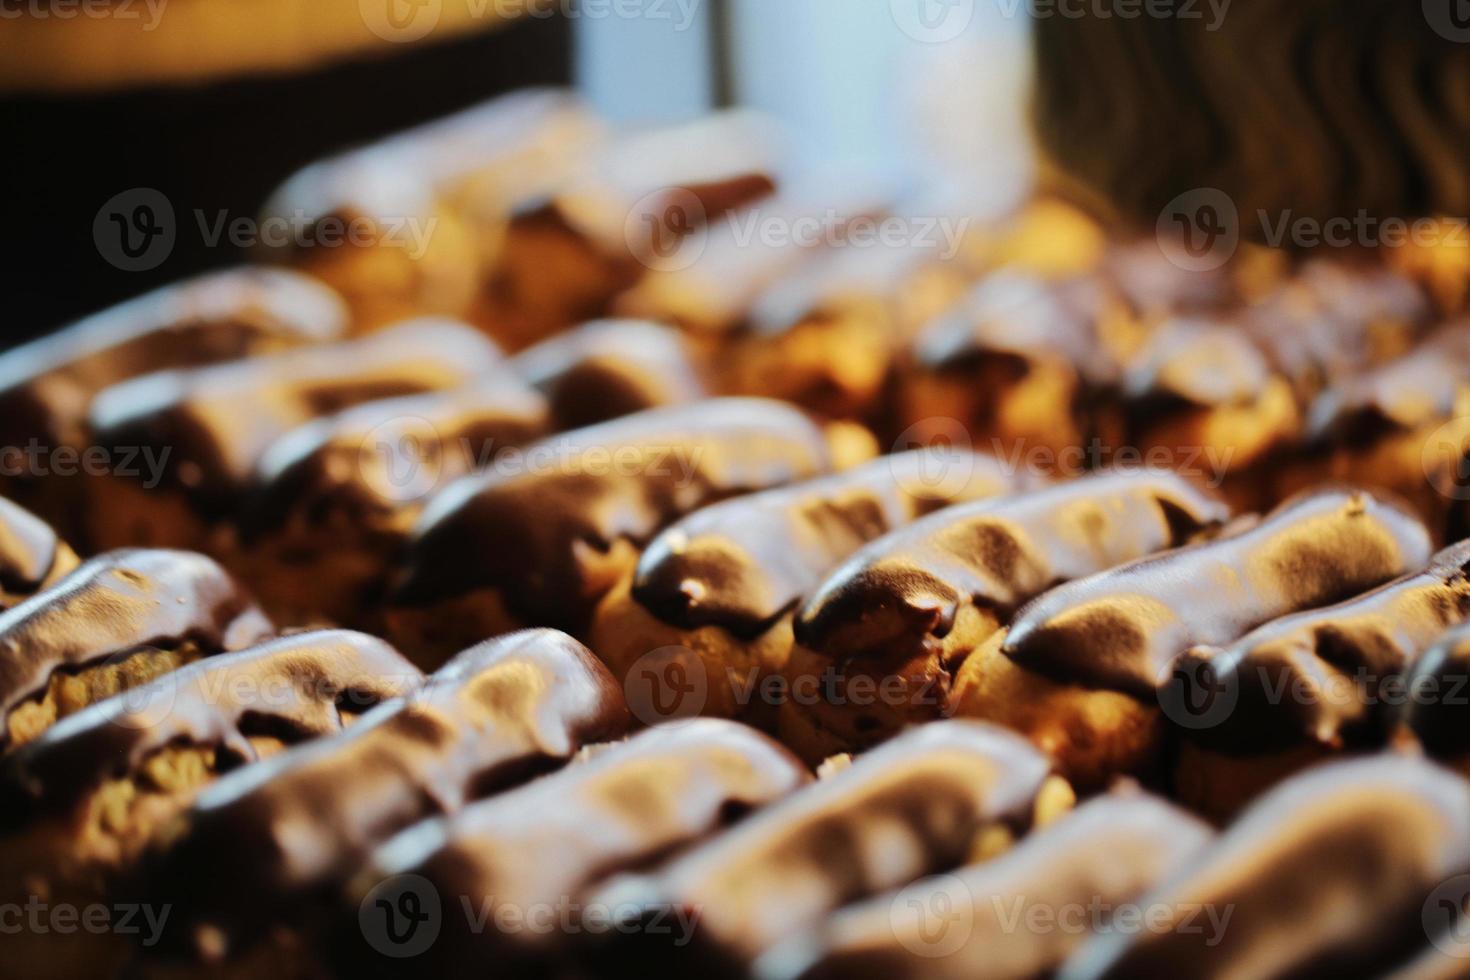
3 526 1470 978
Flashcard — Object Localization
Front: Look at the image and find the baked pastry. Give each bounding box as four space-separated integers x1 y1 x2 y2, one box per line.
764 786 1214 980
84 318 504 553
509 318 709 431
1058 753 1470 979
589 448 1033 727
959 487 1432 789
1172 539 1470 821
1096 315 1300 511
232 373 549 627
136 629 629 975
1280 330 1470 536
781 469 1228 765
1 549 272 752
386 398 867 664
612 185 888 337
338 719 810 978
0 496 79 610
893 270 1124 470
471 110 780 350
0 630 420 980
1244 259 1432 401
723 225 972 422
1397 621 1470 778
260 89 601 333
0 268 347 539
588 721 1065 979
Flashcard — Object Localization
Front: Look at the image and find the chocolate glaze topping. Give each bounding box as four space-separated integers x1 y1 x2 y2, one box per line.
913 271 1108 380
0 629 422 826
1180 539 1470 753
245 372 549 535
1059 754 1470 980
592 721 1051 973
0 268 346 450
1246 260 1430 396
0 549 272 741
395 398 835 629
0 496 69 598
1124 316 1275 410
1307 330 1470 443
510 319 706 430
795 470 1228 661
1005 487 1433 697
1400 620 1470 759
88 318 504 514
769 789 1214 980
346 719 809 974
633 449 1031 638
140 629 630 958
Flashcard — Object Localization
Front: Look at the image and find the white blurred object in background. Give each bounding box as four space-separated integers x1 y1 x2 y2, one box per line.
576 0 1034 216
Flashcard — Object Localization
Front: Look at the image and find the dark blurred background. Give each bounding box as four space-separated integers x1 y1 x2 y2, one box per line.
1 14 570 341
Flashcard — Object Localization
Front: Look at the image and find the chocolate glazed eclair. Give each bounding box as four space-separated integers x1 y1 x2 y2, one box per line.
893 270 1122 470
0 630 421 980
955 487 1433 790
1171 539 1470 822
0 549 272 752
387 398 870 666
587 721 1069 980
260 89 600 335
1059 754 1470 980
1095 315 1300 512
474 110 779 351
84 318 505 554
136 630 630 976
763 787 1214 980
509 318 709 431
1278 329 1470 537
339 719 811 980
231 372 550 628
0 496 78 610
589 449 1034 726
1397 621 1470 780
782 469 1228 766
0 268 347 539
